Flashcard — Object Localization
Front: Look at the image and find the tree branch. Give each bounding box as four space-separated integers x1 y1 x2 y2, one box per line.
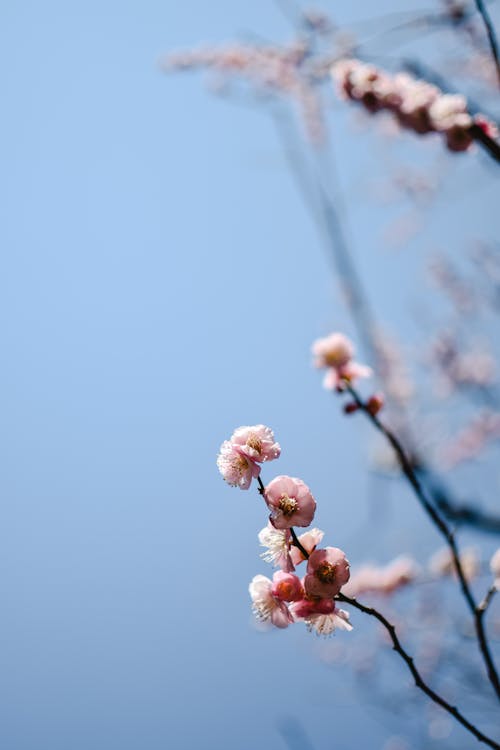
337 592 500 749
342 381 500 703
474 0 500 88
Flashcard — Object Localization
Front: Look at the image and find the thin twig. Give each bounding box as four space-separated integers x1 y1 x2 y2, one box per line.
343 380 500 702
479 584 499 615
337 592 500 749
474 0 500 87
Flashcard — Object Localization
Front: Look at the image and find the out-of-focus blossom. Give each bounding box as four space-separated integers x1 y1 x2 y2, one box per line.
331 58 497 154
440 411 500 467
258 524 294 572
430 333 496 398
428 94 471 132
249 574 294 628
264 475 317 529
343 556 419 597
229 425 281 464
429 546 479 581
304 547 350 597
312 332 371 390
271 571 304 602
164 41 326 143
312 332 354 369
490 549 500 588
217 441 261 489
289 527 324 566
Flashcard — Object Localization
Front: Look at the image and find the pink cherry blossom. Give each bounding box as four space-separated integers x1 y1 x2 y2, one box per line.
229 424 281 464
312 332 354 369
258 524 295 572
330 58 493 155
304 547 351 598
312 332 371 390
289 527 324 566
249 574 294 628
217 440 261 490
271 571 304 602
264 475 317 529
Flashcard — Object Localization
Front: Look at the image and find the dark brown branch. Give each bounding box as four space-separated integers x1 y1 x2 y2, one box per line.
290 527 310 559
343 381 500 702
337 592 500 749
474 0 500 87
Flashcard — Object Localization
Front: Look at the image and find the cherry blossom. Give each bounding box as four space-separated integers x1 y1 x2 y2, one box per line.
229 425 281 464
304 547 351 597
264 475 317 529
271 571 304 602
249 574 294 628
258 524 294 572
217 441 261 489
331 58 497 155
312 332 371 390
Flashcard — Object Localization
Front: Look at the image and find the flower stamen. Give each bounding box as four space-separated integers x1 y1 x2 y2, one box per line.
279 494 298 516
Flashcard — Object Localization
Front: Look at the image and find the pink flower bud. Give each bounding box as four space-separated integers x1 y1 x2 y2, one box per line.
344 401 359 414
271 571 304 602
366 393 385 416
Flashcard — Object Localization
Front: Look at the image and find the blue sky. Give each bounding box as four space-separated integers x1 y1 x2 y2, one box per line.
1 1 499 748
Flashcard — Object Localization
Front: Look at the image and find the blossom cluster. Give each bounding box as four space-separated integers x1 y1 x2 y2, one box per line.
217 425 352 635
331 58 498 153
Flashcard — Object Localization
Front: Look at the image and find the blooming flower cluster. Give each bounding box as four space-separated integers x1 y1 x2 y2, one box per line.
311 332 372 391
331 58 499 153
217 425 353 636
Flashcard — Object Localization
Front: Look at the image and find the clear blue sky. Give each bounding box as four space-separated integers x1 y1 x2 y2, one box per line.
1 1 499 748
